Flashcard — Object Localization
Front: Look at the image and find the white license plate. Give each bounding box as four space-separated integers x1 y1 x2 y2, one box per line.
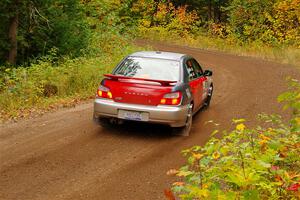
118 110 149 121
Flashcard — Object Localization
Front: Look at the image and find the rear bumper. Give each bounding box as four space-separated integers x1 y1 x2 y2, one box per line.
93 98 189 127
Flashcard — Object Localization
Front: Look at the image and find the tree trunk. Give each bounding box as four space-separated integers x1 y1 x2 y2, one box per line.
208 0 212 21
214 0 221 22
217 0 221 22
8 1 19 65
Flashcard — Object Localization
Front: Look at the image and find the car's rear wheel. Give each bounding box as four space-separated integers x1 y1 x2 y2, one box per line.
95 117 125 128
172 104 193 136
95 117 111 128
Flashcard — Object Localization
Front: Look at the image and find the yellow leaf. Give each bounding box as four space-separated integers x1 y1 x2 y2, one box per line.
211 129 219 136
212 151 220 160
259 140 267 145
232 118 246 124
273 181 284 186
192 153 203 160
295 117 300 125
236 123 246 131
259 134 271 141
197 189 209 198
173 182 184 186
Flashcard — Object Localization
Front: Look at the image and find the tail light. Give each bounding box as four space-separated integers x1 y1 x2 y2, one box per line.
160 92 182 105
96 85 112 99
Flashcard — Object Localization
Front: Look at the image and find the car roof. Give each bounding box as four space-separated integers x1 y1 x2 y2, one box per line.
129 51 186 61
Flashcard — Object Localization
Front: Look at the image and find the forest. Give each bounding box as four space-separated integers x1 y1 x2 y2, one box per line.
0 0 299 65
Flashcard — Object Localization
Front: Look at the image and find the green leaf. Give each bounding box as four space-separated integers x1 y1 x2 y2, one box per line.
254 160 271 171
192 145 201 152
268 140 281 151
177 170 194 177
211 130 219 137
226 172 245 187
172 185 184 193
200 157 210 166
243 190 259 200
188 156 195 165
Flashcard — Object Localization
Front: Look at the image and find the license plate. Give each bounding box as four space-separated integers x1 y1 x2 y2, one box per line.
118 110 149 121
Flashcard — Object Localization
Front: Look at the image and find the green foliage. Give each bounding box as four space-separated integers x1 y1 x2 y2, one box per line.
227 0 300 47
170 0 230 23
278 78 300 132
227 0 274 43
170 82 300 199
135 1 199 39
0 34 141 121
43 0 91 57
268 0 300 47
0 0 147 121
0 0 91 65
1 0 298 65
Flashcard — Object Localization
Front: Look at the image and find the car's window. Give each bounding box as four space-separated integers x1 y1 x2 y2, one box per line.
191 59 203 76
185 59 201 81
114 57 180 81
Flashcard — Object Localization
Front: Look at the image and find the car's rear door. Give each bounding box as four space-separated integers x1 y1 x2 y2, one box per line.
191 59 208 105
185 59 203 109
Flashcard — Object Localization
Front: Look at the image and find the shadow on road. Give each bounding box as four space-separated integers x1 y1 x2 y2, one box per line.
96 120 177 139
94 106 213 141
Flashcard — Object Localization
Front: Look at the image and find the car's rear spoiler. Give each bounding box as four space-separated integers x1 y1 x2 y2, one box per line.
104 74 177 86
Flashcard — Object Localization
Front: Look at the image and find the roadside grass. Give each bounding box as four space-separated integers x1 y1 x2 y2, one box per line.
138 28 300 67
0 38 144 122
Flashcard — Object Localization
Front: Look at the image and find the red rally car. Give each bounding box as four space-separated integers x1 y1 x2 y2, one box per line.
93 51 213 135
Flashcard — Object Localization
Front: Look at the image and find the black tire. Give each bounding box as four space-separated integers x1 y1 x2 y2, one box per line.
95 117 111 128
204 84 213 108
172 104 193 136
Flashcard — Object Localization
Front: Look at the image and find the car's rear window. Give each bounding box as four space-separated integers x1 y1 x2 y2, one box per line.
113 57 180 81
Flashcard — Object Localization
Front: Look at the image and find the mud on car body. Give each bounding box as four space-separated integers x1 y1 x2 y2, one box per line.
93 51 213 136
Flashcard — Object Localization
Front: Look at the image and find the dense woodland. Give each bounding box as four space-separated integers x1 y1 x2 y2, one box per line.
0 0 299 66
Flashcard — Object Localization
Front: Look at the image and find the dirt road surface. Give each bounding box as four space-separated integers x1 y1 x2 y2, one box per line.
1 41 299 200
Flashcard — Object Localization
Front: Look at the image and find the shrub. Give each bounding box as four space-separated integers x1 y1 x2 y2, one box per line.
169 79 300 199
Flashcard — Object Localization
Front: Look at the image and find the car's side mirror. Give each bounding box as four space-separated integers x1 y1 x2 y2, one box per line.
204 70 213 76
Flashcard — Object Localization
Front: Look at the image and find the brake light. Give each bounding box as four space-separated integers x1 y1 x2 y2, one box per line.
160 92 182 105
97 85 112 99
